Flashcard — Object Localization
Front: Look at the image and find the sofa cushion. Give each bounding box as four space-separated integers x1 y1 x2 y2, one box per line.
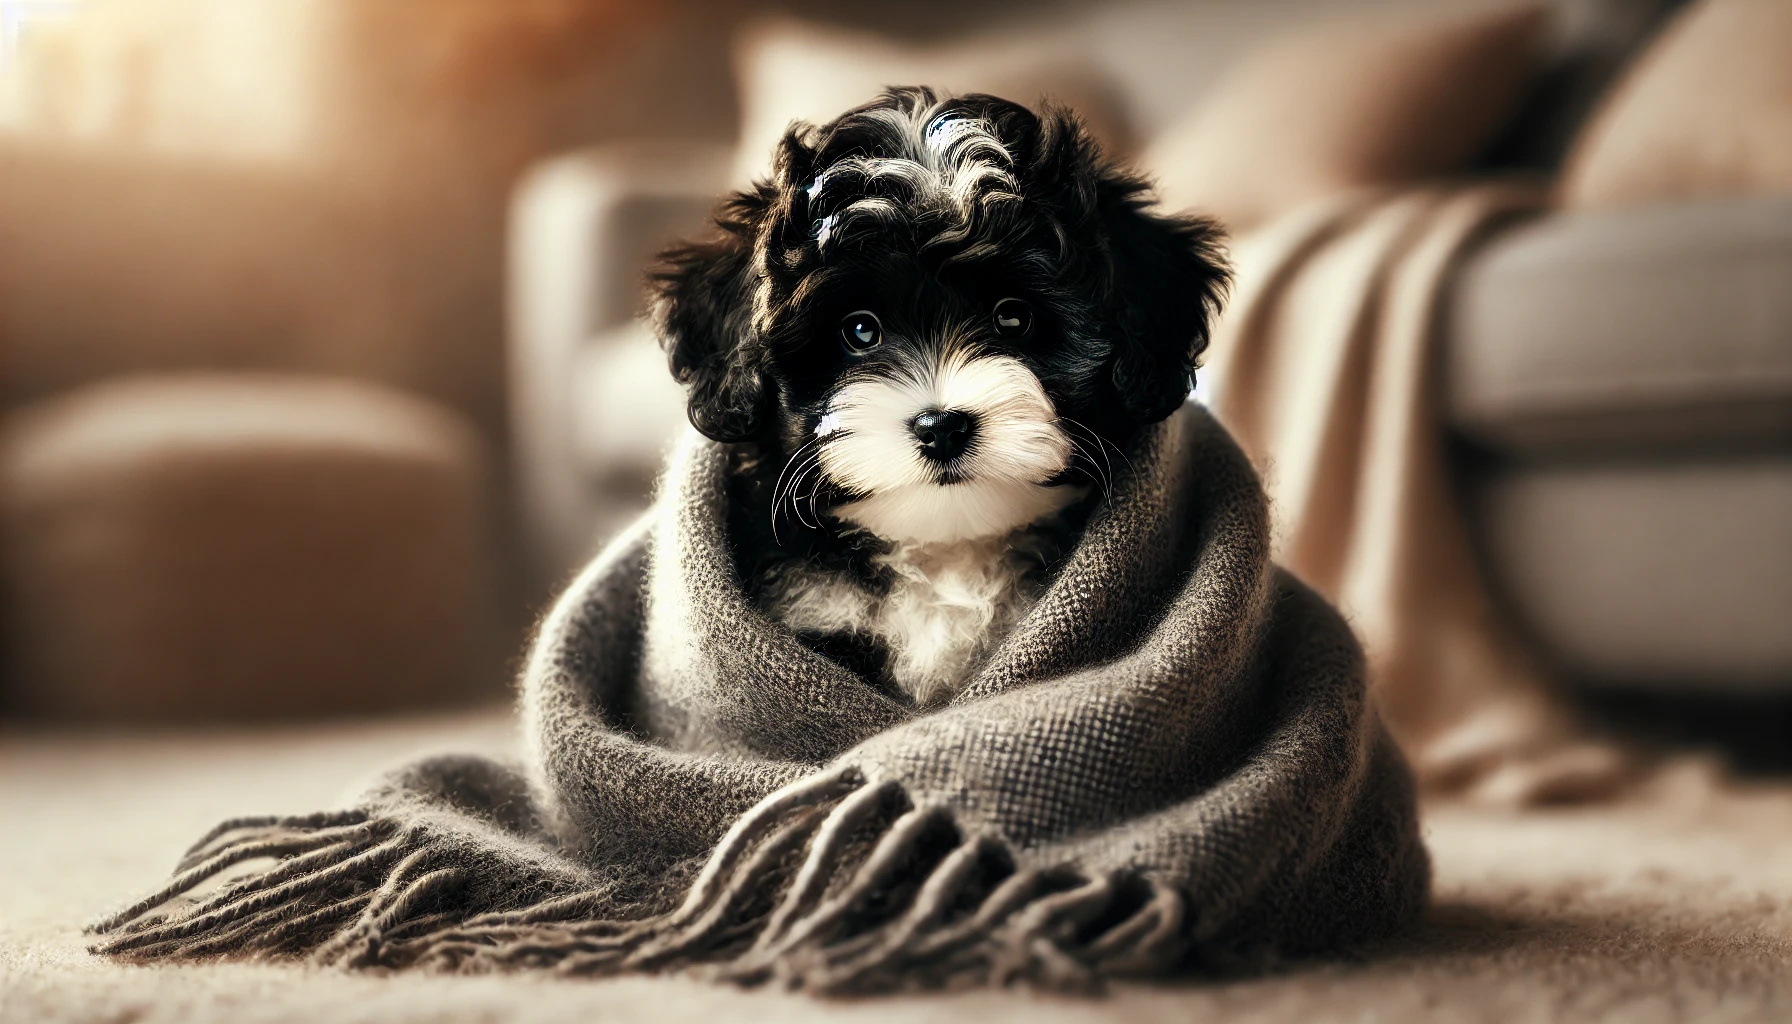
1446 197 1792 453
1471 455 1792 690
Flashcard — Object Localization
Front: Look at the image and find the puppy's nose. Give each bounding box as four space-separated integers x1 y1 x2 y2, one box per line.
910 409 973 462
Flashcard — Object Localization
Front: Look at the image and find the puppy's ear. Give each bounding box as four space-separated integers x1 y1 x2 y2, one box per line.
1096 174 1230 424
1029 107 1229 424
650 126 824 443
648 187 775 443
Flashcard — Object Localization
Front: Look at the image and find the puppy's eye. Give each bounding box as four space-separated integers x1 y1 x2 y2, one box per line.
840 310 882 354
992 297 1033 339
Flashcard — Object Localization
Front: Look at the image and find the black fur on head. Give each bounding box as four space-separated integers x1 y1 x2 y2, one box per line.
649 86 1230 451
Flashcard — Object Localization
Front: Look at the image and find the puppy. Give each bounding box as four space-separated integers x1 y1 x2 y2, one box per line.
649 87 1228 707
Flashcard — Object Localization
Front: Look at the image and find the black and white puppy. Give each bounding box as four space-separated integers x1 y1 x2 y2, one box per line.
650 87 1227 707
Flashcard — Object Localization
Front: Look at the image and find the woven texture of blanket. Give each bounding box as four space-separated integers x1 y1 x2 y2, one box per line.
5 713 1790 1024
86 406 1427 990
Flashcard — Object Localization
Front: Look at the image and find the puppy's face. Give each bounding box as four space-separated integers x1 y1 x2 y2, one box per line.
652 88 1227 546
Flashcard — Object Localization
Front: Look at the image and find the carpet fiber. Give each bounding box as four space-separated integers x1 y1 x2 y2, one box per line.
3 711 1789 1023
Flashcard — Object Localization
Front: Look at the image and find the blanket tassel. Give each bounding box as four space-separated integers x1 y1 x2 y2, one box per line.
89 769 1191 990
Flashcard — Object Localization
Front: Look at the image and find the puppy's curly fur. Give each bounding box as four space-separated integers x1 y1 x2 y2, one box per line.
649 86 1228 705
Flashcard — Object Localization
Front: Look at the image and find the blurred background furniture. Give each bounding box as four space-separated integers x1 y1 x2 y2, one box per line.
508 0 1792 717
1 374 503 720
0 0 741 718
1450 197 1792 694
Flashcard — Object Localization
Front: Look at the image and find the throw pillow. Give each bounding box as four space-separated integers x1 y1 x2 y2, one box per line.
1143 4 1550 232
1560 0 1792 208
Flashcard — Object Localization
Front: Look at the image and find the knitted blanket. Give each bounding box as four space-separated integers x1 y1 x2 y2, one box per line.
91 404 1428 991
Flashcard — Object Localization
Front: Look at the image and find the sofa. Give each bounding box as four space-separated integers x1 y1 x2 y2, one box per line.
1450 197 1792 694
508 0 1790 706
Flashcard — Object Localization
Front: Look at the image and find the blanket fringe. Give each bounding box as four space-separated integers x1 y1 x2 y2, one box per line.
90 770 1189 991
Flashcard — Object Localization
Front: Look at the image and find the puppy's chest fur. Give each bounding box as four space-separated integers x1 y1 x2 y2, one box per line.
757 533 1052 706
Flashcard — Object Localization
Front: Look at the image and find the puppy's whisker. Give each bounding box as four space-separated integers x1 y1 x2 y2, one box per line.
773 451 825 542
1056 417 1108 473
1054 423 1109 496
1059 416 1133 477
1057 419 1121 497
792 459 828 530
779 453 824 529
771 438 824 513
769 437 828 545
791 460 824 529
803 469 827 530
773 462 809 530
783 461 814 531
1097 436 1133 475
1065 460 1107 496
1066 437 1110 496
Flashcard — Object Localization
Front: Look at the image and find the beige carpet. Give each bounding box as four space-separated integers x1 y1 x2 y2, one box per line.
3 710 1789 1023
